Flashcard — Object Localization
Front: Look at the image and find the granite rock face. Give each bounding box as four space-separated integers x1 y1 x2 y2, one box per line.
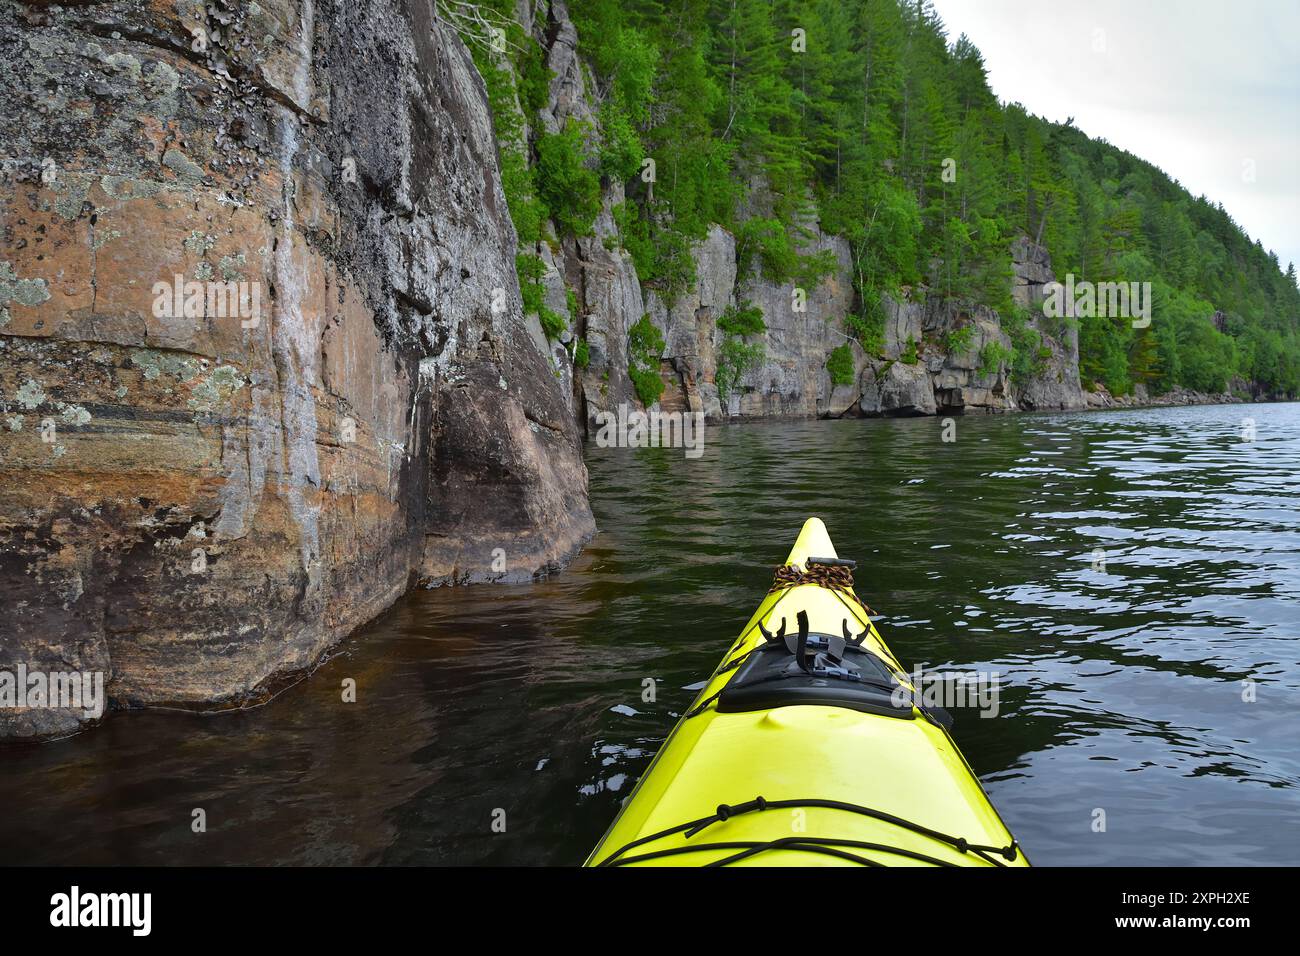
858 360 938 417
528 0 1085 430
732 228 855 420
0 0 593 738
519 1 641 430
645 224 736 420
523 3 1085 434
1011 236 1054 310
833 240 1085 418
1016 315 1086 411
1011 238 1086 411
528 3 863 431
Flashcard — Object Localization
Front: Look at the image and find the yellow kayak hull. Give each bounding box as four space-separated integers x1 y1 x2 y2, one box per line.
585 518 1027 867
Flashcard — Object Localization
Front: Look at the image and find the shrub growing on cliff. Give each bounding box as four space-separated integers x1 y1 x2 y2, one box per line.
1001 307 1050 386
536 119 602 237
718 301 765 339
716 302 767 401
847 297 888 357
645 229 698 304
592 26 656 181
516 253 567 341
610 201 697 303
798 248 841 288
628 313 666 407
978 341 1014 378
900 337 919 366
517 253 545 310
597 100 645 182
718 338 765 402
736 218 798 284
539 305 567 341
611 201 652 272
467 21 548 245
827 344 855 386
943 325 976 355
516 41 551 117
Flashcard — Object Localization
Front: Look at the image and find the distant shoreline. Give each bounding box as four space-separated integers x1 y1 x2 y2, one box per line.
677 392 1289 428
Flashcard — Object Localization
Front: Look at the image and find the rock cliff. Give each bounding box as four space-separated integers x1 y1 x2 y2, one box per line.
525 3 1088 434
0 0 1133 740
845 236 1085 418
0 0 593 739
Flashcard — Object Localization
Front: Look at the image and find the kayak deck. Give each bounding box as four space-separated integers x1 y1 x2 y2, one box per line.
585 518 1026 867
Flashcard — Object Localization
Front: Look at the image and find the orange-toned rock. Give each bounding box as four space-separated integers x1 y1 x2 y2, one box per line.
0 0 593 739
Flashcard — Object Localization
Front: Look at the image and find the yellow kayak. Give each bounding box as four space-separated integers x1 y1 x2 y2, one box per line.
585 517 1027 867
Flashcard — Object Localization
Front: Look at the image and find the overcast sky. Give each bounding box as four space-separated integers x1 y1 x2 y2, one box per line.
929 0 1300 277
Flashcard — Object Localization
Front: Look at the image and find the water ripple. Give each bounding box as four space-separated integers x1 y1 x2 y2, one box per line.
0 403 1297 865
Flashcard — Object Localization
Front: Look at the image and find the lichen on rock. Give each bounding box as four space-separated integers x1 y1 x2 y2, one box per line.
0 0 594 740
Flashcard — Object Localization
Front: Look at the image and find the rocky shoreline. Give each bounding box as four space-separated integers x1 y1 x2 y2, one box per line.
0 0 1270 741
1081 383 1248 411
525 3 1270 432
522 4 1083 432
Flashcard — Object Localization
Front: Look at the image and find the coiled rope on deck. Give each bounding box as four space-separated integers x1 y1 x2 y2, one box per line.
680 559 886 722
769 561 875 618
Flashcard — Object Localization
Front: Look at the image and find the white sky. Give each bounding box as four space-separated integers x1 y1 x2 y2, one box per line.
929 0 1300 276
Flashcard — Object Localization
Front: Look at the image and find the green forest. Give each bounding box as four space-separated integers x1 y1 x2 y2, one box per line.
465 0 1300 399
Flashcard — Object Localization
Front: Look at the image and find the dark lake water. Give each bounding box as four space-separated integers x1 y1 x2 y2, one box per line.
2 402 1298 865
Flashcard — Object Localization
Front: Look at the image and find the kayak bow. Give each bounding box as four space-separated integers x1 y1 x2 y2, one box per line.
585 517 1027 867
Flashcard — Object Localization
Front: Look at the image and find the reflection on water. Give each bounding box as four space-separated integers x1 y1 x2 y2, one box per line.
2 403 1298 865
